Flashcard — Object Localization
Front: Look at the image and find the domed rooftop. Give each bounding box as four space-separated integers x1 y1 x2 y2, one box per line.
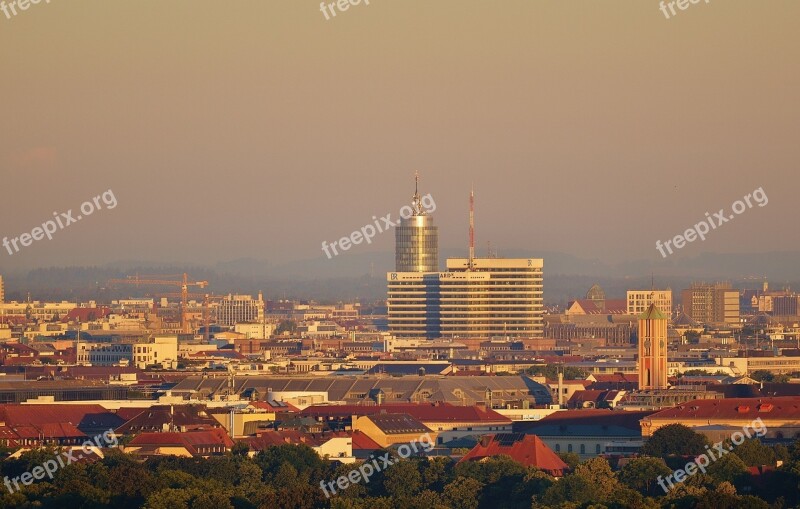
586 284 606 302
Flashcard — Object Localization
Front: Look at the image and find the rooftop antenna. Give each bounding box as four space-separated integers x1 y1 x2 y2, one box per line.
468 186 475 270
412 171 424 215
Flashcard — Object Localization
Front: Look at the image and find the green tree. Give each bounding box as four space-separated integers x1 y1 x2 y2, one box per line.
618 457 672 495
525 365 588 380
254 443 325 480
557 451 581 470
707 453 749 485
538 474 604 507
420 456 453 491
145 488 191 509
750 370 790 383
443 476 482 509
231 440 250 457
573 457 619 501
694 483 770 509
383 460 422 500
642 424 709 457
732 438 776 467
276 320 297 335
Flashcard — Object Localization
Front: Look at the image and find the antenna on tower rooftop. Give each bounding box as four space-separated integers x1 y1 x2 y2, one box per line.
412 170 423 215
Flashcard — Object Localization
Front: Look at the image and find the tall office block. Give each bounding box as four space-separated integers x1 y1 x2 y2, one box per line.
681 282 739 326
439 258 543 339
638 303 668 390
386 272 441 338
387 258 544 339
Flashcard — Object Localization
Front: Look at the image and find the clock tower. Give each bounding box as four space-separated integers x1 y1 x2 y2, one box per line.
638 303 668 389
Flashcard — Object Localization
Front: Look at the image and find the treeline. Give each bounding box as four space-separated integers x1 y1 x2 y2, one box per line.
0 427 798 508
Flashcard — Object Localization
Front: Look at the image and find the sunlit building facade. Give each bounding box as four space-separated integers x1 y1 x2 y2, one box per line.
387 258 544 339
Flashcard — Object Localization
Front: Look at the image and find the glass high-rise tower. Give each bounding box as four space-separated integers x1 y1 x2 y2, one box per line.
395 174 438 272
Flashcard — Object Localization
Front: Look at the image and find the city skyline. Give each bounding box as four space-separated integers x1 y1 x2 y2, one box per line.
0 3 798 508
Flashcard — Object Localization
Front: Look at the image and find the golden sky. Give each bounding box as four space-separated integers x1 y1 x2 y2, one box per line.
0 0 797 270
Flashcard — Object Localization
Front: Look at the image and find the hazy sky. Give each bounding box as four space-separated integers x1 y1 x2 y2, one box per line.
1 0 797 274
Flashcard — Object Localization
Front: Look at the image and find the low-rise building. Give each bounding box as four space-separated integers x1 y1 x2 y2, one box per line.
514 409 653 459
458 433 568 476
353 413 435 447
125 428 234 458
640 396 800 440
303 402 512 444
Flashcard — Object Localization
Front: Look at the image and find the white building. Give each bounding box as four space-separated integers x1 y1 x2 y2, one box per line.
627 290 672 316
81 336 181 369
132 335 179 369
234 322 275 339
217 294 265 326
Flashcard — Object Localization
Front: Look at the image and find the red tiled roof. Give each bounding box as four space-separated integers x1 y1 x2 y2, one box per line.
38 422 85 439
114 407 150 422
647 397 800 421
61 308 111 323
8 425 42 439
525 409 652 428
458 433 568 476
0 342 38 355
351 430 382 451
128 428 233 455
0 404 122 429
302 403 511 424
0 422 86 446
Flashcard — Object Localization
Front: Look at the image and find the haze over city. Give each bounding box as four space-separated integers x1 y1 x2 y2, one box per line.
2 0 797 276
1 3 799 508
